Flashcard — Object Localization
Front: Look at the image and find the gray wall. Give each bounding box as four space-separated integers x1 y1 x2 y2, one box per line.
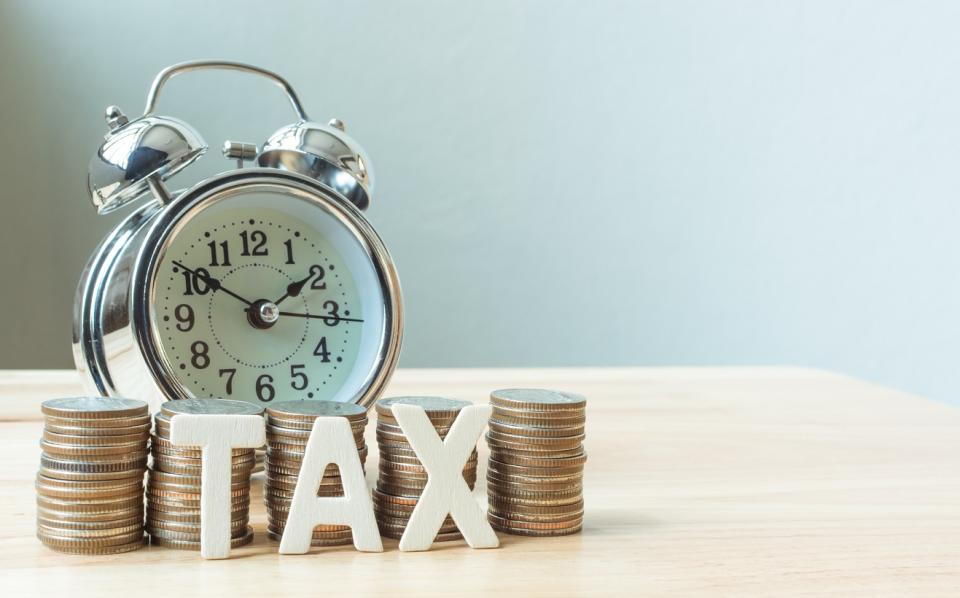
1 1 958 404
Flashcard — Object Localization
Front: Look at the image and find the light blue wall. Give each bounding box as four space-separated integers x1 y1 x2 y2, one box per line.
1 1 958 403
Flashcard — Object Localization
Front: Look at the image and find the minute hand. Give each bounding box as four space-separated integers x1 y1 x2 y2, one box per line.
172 261 253 306
278 311 364 323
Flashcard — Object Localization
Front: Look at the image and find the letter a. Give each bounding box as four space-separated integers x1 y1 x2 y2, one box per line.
279 416 382 554
169 414 266 559
391 403 500 551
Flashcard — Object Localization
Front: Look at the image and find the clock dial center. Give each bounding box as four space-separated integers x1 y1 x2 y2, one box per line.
248 299 280 329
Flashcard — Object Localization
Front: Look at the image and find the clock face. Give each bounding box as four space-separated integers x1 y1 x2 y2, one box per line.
148 185 390 405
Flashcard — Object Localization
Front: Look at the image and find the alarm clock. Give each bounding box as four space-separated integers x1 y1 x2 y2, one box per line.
73 60 402 410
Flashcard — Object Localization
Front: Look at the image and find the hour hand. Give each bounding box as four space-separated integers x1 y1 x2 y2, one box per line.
172 261 252 306
273 273 313 305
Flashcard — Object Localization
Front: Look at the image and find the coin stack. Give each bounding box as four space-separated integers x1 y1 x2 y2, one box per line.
373 396 478 542
36 397 150 554
146 398 262 550
263 400 368 546
485 388 586 536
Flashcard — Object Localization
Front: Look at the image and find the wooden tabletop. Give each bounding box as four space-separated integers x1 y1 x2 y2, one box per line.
1 367 958 596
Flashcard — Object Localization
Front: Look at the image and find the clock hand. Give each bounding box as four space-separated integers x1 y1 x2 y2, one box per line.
277 310 365 324
172 261 253 306
273 273 313 305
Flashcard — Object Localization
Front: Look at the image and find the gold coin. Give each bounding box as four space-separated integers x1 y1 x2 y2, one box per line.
43 421 152 437
42 397 149 420
485 483 582 501
150 526 254 550
266 523 352 537
488 497 584 513
146 492 250 506
42 430 150 446
488 459 584 476
37 466 144 483
38 528 145 546
487 512 583 530
488 421 585 438
145 507 246 524
485 429 584 447
36 474 142 495
37 521 144 538
37 494 143 512
486 469 584 486
36 504 143 523
488 411 586 426
147 470 250 488
487 506 584 523
489 522 582 536
147 523 249 542
39 534 147 554
36 513 143 530
265 530 355 546
40 454 149 468
44 414 151 429
266 423 366 441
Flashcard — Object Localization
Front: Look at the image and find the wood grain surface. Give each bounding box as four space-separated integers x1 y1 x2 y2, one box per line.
1 367 958 596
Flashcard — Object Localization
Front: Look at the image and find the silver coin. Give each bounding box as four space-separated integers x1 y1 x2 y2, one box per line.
42 397 148 418
160 398 265 417
266 400 366 419
376 396 471 414
491 388 586 407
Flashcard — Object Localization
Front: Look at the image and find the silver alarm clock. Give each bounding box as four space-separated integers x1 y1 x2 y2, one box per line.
73 60 402 410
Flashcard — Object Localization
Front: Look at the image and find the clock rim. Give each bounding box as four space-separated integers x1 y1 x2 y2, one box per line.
129 168 403 409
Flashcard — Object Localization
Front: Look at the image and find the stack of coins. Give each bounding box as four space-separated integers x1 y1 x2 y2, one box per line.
146 399 262 550
263 400 368 546
485 389 586 536
373 396 478 542
36 397 150 554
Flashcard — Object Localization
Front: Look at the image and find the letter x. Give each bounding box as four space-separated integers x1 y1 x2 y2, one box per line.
391 403 500 551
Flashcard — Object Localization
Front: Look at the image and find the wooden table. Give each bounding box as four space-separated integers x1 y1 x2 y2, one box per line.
1 367 958 596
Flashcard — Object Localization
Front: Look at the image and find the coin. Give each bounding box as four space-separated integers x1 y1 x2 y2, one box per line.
150 526 254 550
35 399 149 554
485 388 586 537
489 522 583 537
42 430 151 446
42 397 149 419
38 534 148 555
266 400 367 420
375 396 470 419
38 528 145 547
160 398 265 417
489 389 586 411
43 421 152 437
37 515 144 531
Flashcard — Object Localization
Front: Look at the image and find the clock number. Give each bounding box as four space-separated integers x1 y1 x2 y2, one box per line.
256 374 275 402
322 300 340 325
207 240 231 267
173 304 194 332
283 239 295 265
190 341 210 369
218 368 236 395
309 264 327 290
181 268 211 295
290 364 308 390
313 337 331 362
239 230 268 256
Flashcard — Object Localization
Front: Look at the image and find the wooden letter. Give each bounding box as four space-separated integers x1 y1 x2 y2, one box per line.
391 404 500 551
278 417 382 554
169 414 266 560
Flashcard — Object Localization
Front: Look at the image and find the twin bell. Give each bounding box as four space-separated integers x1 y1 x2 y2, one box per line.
86 60 374 216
